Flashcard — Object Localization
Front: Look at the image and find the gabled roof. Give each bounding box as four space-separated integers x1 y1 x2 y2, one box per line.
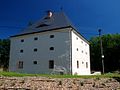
13 12 75 37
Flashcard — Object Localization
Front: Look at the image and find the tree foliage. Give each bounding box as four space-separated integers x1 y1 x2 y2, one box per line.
90 34 120 72
0 39 10 69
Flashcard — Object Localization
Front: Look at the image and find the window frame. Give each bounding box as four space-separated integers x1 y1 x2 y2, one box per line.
49 47 54 50
20 49 24 53
86 62 88 68
34 48 38 52
50 35 54 38
33 61 37 65
21 39 24 42
49 60 54 69
18 61 23 69
77 60 79 68
34 37 38 41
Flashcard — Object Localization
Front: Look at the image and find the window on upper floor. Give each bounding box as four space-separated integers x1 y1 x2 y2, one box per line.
20 49 24 53
50 35 54 38
50 47 54 50
81 41 83 43
77 61 79 68
18 61 23 69
76 37 78 40
34 37 38 40
21 39 24 42
82 61 84 64
33 61 37 65
49 60 54 69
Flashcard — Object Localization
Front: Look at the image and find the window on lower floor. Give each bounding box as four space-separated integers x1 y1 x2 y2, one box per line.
18 61 23 69
49 60 54 69
76 37 78 40
33 61 37 65
86 62 88 68
77 61 79 68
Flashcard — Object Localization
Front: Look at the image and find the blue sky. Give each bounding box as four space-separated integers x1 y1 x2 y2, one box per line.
0 0 120 39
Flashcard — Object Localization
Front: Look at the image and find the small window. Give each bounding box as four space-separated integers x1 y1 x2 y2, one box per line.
49 60 54 69
77 61 79 68
85 44 87 46
85 52 88 55
34 48 38 52
21 39 24 42
82 62 84 64
20 49 23 53
33 61 37 64
82 50 83 53
34 37 38 40
81 41 83 43
50 35 54 38
86 62 88 68
50 47 54 50
77 48 79 51
18 61 23 69
76 37 78 40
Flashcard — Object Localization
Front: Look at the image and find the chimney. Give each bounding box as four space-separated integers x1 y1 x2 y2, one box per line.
47 10 53 18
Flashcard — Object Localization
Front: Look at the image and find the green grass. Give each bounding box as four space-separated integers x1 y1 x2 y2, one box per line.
0 72 120 78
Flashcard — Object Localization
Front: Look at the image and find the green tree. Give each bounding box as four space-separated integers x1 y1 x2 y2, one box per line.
0 39 10 69
90 34 120 72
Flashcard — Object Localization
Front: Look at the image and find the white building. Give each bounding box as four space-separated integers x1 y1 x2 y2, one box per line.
9 11 91 75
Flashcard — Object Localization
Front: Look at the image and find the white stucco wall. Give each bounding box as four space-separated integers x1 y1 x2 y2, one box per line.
71 30 91 75
9 28 71 74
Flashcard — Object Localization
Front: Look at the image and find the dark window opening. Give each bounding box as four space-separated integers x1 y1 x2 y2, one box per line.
33 61 37 64
82 50 83 53
77 48 79 51
18 61 23 69
82 62 84 64
50 35 54 38
77 61 79 68
86 62 88 68
49 60 54 69
20 49 23 53
21 39 24 42
50 47 54 50
36 24 49 28
34 48 38 52
34 37 38 40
